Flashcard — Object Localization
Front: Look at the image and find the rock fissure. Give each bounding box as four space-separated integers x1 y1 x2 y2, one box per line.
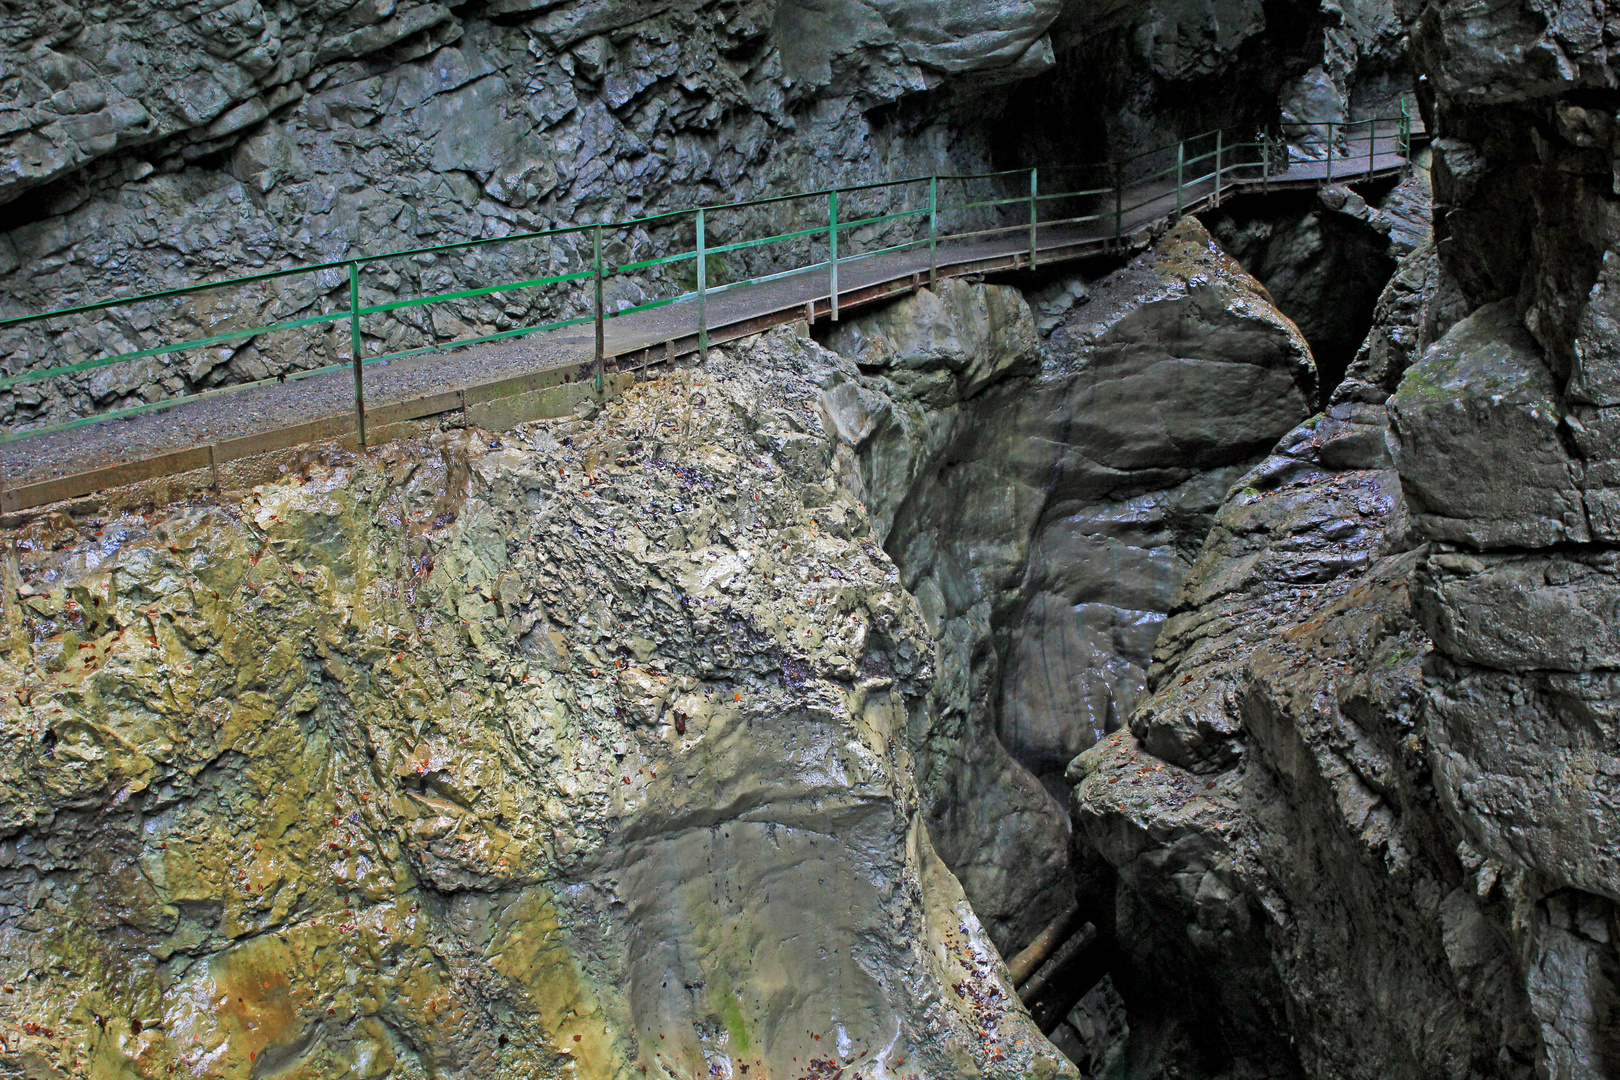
16 1 1620 1078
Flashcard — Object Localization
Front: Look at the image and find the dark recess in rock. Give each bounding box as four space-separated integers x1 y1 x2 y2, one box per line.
1205 184 1402 400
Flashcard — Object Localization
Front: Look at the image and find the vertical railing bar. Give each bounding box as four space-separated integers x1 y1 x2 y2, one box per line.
696 207 708 354
348 261 367 448
1113 161 1123 249
1401 98 1412 178
1029 167 1039 268
592 225 604 392
1326 121 1334 184
1367 117 1375 178
829 189 840 322
1263 125 1271 192
928 175 938 289
1214 130 1223 206
1175 140 1184 219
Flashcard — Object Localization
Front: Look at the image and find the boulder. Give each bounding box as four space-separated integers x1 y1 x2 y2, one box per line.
1389 300 1588 548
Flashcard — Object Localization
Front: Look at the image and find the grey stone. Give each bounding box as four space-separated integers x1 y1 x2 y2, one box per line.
1418 551 1620 672
1567 250 1620 407
1427 662 1620 903
1389 300 1589 548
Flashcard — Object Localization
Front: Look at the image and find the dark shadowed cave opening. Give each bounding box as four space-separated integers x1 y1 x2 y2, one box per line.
1203 185 1401 399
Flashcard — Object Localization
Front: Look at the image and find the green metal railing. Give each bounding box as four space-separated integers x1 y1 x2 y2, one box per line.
0 107 1416 449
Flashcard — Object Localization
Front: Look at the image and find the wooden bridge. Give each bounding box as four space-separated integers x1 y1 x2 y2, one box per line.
0 112 1424 516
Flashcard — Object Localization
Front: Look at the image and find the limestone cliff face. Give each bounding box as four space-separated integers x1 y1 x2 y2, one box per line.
0 337 1075 1080
1058 0 1620 1072
817 219 1316 955
1064 230 1547 1079
0 218 1324 1079
1398 0 1620 1072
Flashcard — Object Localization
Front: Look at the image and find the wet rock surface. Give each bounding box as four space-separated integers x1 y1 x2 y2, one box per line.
1204 166 1431 395
0 333 1073 1080
1059 220 1546 1078
820 219 1315 956
1057 0 1620 1060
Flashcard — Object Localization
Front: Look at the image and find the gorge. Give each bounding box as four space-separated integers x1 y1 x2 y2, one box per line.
3 1 1619 1079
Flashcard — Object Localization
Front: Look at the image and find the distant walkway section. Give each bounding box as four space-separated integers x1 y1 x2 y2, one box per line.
0 112 1425 515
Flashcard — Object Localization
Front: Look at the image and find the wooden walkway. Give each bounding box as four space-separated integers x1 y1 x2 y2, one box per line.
0 122 1424 516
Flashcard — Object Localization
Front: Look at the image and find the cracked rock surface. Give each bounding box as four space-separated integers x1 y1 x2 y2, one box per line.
0 332 1073 1080
817 220 1316 957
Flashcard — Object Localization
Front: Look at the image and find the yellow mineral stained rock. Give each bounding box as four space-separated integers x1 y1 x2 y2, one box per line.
0 328 1070 1080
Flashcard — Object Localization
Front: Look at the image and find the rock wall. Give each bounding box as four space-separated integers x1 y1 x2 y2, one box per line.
0 212 1326 1080
0 331 1078 1080
818 219 1316 957
1064 228 1545 1078
1398 0 1620 1071
1205 165 1431 394
1059 0 1620 1074
0 0 1043 428
1 0 1392 433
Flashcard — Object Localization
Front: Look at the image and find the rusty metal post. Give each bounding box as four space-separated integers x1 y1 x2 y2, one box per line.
347 261 367 448
593 224 604 392
696 207 708 355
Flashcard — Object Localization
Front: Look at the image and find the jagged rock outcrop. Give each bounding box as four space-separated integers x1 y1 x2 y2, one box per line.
0 334 1075 1080
1061 209 1562 1078
1062 0 1620 1065
1395 1 1620 1070
817 219 1316 958
1206 167 1431 393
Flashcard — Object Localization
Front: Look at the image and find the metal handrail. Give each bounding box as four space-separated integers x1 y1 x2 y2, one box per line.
0 106 1421 447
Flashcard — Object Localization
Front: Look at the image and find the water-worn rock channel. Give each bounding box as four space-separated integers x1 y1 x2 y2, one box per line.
7 2 1620 1080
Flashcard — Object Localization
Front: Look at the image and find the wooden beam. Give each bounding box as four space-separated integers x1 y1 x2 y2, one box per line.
1005 904 1084 987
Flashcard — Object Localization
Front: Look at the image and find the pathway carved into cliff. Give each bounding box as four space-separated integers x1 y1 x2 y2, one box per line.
0 115 1423 516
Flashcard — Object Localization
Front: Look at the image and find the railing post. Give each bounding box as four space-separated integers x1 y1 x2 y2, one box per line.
1214 130 1223 206
1113 162 1123 250
1326 121 1334 184
347 261 367 448
1029 167 1039 268
696 207 708 355
1367 118 1375 178
1175 140 1184 219
829 189 839 322
592 224 604 392
1262 125 1271 192
928 175 938 289
1400 100 1412 177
